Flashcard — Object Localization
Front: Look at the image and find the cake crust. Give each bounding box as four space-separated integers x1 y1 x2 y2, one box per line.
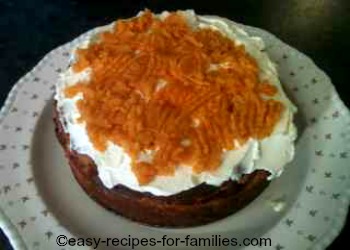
53 103 270 227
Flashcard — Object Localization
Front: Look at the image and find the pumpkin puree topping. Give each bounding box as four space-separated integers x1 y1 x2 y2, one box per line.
65 10 284 185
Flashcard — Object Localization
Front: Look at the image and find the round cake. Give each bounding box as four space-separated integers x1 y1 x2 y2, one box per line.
54 10 297 227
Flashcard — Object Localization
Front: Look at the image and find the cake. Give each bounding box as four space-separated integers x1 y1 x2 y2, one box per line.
54 10 297 227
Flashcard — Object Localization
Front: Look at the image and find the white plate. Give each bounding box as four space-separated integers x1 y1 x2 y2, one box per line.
0 18 349 250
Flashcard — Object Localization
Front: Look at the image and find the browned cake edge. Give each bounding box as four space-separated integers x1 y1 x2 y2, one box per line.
53 102 270 227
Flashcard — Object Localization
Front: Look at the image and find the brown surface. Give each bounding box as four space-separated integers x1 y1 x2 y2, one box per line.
53 103 270 227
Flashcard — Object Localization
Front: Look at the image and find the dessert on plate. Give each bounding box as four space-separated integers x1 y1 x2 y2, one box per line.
54 10 297 227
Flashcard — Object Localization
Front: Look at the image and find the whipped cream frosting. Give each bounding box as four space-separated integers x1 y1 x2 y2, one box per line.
55 10 297 196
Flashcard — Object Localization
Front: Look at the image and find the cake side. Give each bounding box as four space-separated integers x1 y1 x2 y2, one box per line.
54 102 270 227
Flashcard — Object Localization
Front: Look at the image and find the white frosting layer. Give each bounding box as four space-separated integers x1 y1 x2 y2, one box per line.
55 10 297 196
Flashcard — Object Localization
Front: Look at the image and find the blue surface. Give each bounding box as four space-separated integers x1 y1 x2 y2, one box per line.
0 229 13 250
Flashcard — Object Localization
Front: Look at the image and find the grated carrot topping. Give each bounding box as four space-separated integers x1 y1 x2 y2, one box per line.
65 10 284 185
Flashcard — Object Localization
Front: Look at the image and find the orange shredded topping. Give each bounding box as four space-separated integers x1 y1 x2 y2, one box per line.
65 10 284 185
